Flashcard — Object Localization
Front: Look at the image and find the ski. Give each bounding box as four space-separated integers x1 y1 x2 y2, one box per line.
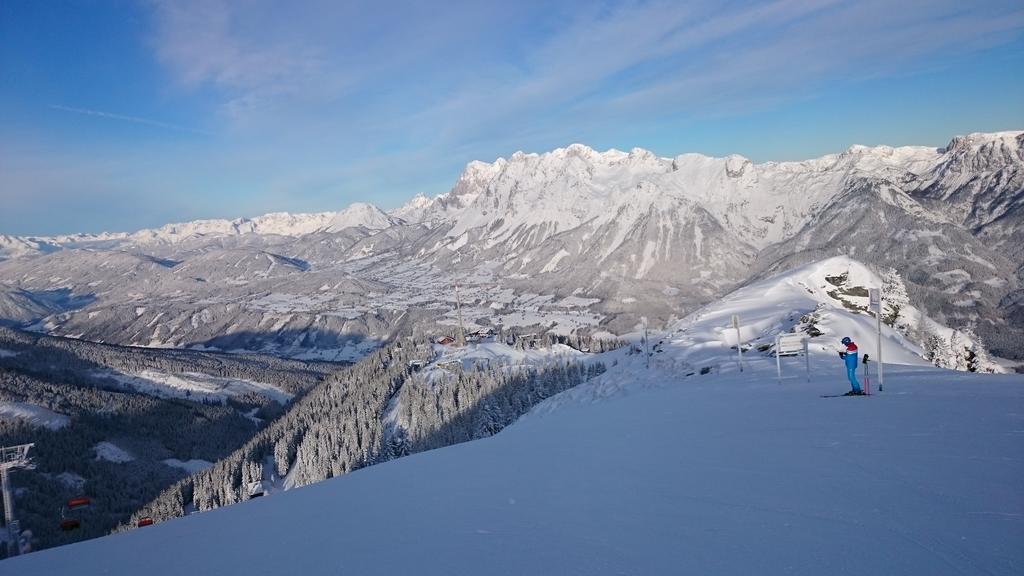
820 393 869 398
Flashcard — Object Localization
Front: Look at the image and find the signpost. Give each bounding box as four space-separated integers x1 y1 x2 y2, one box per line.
775 333 809 382
869 288 884 392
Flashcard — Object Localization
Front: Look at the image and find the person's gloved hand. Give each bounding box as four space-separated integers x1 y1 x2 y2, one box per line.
838 351 846 359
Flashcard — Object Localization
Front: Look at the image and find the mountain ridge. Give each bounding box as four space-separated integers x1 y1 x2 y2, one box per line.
0 130 1021 359
4 130 1018 250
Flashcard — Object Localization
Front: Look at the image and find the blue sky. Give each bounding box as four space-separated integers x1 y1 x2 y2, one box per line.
2 0 1023 236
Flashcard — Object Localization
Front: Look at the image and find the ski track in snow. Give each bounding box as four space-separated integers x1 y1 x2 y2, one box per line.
96 369 293 404
162 459 214 474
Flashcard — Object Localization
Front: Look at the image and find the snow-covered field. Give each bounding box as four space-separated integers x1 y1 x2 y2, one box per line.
10 355 1022 575
93 441 133 463
0 401 69 430
162 459 213 474
432 341 586 371
97 369 293 404
55 472 86 492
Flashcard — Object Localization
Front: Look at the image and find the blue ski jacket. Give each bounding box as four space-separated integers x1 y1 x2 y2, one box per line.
844 349 858 369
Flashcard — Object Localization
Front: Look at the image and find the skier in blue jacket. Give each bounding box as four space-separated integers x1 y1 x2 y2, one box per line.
838 337 864 395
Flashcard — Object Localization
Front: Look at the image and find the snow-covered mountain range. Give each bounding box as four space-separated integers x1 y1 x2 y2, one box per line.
0 131 1021 359
0 203 401 255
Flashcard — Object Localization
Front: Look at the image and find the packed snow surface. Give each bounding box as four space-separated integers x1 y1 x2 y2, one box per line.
11 354 1023 575
0 402 69 430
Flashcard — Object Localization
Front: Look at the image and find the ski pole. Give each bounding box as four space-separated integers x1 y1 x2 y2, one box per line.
862 353 871 395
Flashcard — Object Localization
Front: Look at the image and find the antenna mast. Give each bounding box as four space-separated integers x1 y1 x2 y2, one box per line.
1 443 35 557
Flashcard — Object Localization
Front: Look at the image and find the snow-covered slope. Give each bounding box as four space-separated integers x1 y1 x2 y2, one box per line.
97 368 294 404
0 401 69 430
9 332 1022 575
660 257 930 370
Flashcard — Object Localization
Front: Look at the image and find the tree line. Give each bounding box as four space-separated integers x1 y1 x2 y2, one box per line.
121 331 617 529
0 326 340 556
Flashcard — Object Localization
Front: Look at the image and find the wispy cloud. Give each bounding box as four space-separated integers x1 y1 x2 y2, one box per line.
5 0 1021 235
50 104 212 135
132 0 1024 211
147 1 1023 144
414 0 1024 146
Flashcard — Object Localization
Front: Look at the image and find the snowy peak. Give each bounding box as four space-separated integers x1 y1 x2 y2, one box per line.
320 202 402 233
942 130 1023 156
413 143 678 237
383 131 1022 305
391 193 434 223
913 130 1024 239
128 210 335 243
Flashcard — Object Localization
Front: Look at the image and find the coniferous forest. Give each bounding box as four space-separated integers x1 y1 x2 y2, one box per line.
0 325 617 554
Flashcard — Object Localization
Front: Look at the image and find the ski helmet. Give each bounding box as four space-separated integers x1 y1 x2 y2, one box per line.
841 336 852 345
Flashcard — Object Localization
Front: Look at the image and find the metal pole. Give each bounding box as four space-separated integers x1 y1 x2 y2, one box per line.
877 295 884 392
1 466 14 557
776 335 782 382
1 444 33 557
733 315 742 372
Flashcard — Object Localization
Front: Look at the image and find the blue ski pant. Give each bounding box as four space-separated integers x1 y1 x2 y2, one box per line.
846 365 862 393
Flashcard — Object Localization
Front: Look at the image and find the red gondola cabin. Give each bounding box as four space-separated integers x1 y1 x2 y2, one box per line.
67 497 90 510
138 517 154 527
60 519 81 531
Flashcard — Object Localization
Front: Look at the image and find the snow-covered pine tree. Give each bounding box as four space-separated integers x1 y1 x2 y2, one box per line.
881 267 910 329
960 326 996 373
924 331 953 369
949 330 969 371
